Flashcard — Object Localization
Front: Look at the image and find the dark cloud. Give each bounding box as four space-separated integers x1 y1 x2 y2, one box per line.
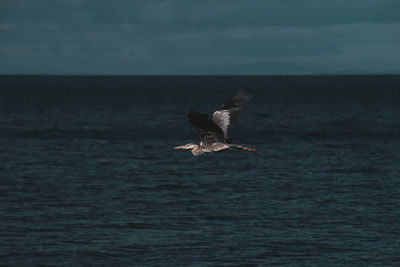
0 0 399 74
135 0 400 31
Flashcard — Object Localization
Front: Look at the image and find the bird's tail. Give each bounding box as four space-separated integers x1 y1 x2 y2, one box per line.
229 144 257 152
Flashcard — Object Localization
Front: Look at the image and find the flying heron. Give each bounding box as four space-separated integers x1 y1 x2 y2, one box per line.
174 90 256 156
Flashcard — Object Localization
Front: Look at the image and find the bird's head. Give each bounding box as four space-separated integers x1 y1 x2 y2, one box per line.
174 143 198 150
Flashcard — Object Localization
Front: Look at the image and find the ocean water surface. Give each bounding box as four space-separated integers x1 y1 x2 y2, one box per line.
1 75 400 265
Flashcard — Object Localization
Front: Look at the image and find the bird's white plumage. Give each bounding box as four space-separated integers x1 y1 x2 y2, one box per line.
213 110 231 138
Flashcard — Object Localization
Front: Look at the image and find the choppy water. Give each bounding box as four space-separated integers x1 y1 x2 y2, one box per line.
1 75 400 265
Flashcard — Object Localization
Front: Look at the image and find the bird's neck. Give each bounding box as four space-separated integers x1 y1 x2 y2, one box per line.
191 145 203 156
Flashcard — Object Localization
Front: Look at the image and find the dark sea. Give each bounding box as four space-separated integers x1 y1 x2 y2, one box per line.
1 75 400 266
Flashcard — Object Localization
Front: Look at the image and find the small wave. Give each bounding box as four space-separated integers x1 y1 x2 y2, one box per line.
324 167 383 174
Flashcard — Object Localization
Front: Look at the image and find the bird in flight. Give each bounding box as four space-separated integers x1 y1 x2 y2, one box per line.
174 90 256 156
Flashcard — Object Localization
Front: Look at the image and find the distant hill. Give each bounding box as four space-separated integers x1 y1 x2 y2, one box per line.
172 61 325 75
171 61 399 75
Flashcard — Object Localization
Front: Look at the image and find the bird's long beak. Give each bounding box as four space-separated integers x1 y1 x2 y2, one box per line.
174 145 186 149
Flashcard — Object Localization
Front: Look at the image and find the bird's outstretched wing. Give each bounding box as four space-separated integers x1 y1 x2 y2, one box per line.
188 110 225 146
212 90 252 138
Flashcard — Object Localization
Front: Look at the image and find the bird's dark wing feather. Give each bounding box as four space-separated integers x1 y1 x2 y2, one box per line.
188 110 225 146
212 89 252 138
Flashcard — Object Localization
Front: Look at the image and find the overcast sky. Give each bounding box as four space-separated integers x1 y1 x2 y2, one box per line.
1 0 399 74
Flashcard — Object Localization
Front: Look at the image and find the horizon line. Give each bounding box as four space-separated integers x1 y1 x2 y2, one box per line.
1 73 399 77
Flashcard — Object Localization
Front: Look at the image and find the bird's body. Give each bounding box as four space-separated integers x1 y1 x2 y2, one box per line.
175 90 256 156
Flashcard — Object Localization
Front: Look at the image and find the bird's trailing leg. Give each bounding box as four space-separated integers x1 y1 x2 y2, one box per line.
229 144 257 152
